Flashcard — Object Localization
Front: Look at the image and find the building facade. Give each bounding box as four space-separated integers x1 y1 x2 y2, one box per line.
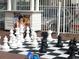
0 0 79 33
0 0 41 31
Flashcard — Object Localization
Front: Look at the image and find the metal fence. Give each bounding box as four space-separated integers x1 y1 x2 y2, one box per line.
40 0 79 34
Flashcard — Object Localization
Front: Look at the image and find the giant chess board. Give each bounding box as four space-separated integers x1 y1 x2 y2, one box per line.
0 39 79 59
0 26 79 59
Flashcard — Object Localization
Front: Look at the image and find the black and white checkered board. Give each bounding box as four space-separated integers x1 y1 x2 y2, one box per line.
1 40 79 59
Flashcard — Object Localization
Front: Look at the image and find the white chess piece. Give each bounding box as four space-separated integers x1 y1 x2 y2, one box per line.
9 29 14 44
17 40 23 48
15 27 20 36
10 29 14 36
31 29 35 40
2 36 10 51
15 27 21 43
9 29 18 48
47 30 53 42
19 24 25 43
32 39 38 48
20 33 25 43
31 31 38 48
20 24 25 33
25 26 31 43
10 35 18 49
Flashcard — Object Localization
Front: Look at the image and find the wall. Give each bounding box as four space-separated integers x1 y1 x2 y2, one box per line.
5 12 14 30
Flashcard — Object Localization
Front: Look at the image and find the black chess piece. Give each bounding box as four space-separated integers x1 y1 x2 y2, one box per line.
55 34 63 47
66 38 77 59
68 44 76 59
39 32 48 53
69 39 73 46
78 50 79 55
69 38 77 51
73 38 76 46
69 38 76 46
29 27 31 37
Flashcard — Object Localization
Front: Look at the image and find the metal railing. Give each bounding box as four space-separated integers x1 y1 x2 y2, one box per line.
40 0 79 34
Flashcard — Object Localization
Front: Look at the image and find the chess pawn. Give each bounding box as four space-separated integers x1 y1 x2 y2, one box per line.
25 26 31 43
3 36 9 45
11 43 18 49
47 30 53 42
39 32 48 53
10 29 14 36
9 35 18 49
32 37 38 48
9 34 15 45
9 29 14 44
17 40 23 48
2 36 10 51
69 38 76 46
56 34 63 47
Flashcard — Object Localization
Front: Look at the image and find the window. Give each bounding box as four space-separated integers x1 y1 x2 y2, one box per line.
17 0 30 10
0 0 7 10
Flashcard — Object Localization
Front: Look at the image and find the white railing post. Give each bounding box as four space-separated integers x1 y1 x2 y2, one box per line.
30 0 34 11
76 0 79 33
63 0 65 33
7 0 11 11
57 2 61 36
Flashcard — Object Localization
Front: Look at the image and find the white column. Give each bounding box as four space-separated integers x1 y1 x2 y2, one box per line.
14 0 16 10
76 0 78 3
76 0 79 14
57 2 61 36
30 0 34 11
7 0 11 11
36 0 39 11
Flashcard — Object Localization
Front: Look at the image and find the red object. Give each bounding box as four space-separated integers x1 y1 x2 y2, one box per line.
72 24 79 29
